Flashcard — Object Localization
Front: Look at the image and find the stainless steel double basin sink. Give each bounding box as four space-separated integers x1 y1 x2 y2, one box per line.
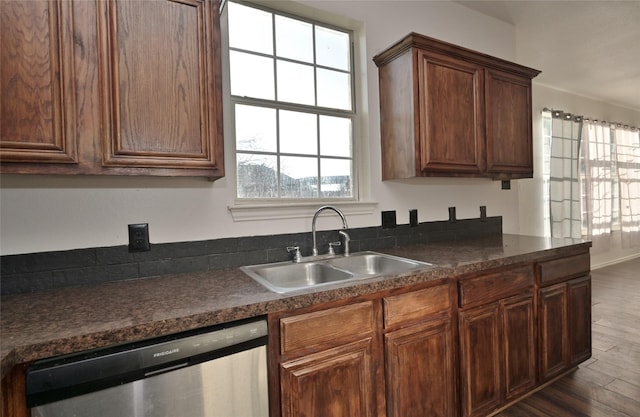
241 251 432 294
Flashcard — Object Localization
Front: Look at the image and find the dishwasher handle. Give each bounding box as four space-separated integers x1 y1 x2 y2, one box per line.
26 318 268 408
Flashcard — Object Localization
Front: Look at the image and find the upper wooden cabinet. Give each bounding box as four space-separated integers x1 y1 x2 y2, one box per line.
0 0 224 179
97 0 223 172
0 1 77 164
373 33 540 180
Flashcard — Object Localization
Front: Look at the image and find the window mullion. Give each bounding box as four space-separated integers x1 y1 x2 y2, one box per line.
312 25 321 197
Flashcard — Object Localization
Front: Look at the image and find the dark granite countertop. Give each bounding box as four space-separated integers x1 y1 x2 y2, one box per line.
1 234 590 379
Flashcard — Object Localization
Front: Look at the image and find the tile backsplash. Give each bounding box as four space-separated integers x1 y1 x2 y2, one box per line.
1 216 501 295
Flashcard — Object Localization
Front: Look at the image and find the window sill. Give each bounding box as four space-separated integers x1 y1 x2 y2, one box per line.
228 201 378 222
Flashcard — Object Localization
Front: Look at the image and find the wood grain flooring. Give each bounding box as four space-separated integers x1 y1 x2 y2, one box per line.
497 256 640 417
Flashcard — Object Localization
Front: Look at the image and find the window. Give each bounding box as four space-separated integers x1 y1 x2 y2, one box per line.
543 108 640 249
227 1 356 200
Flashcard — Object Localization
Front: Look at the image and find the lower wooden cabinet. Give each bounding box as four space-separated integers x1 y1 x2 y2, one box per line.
280 339 378 417
459 291 535 417
568 277 592 365
502 294 537 401
537 251 592 382
458 263 536 417
273 301 384 417
539 275 592 381
385 318 456 417
271 282 455 417
459 303 501 417
538 283 568 380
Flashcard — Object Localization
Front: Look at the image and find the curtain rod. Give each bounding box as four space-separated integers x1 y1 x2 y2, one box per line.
542 108 638 131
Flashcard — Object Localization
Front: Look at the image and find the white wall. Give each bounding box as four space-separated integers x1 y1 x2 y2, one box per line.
519 83 640 266
1 1 522 256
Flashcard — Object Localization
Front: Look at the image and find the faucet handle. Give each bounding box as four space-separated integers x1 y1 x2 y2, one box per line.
328 241 341 255
286 246 302 263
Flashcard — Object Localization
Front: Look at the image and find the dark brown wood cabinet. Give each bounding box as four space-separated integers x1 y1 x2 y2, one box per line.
458 265 536 417
568 277 592 365
485 69 534 176
538 282 569 380
1 0 224 179
280 339 377 417
383 284 457 417
274 301 383 417
0 1 77 163
501 293 537 401
385 319 455 417
270 282 456 417
96 0 223 172
373 33 540 180
415 51 485 176
459 303 502 417
538 252 592 381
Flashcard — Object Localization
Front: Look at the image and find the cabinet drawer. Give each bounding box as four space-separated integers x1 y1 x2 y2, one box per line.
384 284 451 328
458 264 534 308
538 253 590 285
280 301 375 355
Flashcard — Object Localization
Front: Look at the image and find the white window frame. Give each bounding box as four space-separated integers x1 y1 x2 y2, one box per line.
222 0 375 221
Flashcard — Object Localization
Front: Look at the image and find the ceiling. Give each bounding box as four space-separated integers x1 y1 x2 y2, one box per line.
455 0 640 111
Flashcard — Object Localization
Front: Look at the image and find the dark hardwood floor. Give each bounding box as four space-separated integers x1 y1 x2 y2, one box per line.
497 256 640 417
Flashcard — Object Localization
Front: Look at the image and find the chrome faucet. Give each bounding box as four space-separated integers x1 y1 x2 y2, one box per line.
311 205 350 256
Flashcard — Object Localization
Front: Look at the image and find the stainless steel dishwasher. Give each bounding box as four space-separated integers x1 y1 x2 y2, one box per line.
26 317 269 417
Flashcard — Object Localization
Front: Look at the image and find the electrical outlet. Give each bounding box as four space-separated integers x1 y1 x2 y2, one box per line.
501 180 511 190
128 223 150 252
381 210 397 229
448 207 457 223
409 209 418 227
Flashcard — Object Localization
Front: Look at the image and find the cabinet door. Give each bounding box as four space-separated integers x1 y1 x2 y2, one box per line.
459 304 501 417
501 293 536 402
96 0 223 173
280 339 378 417
484 69 533 177
417 51 485 175
385 318 456 417
538 283 569 381
1 0 77 163
568 276 592 365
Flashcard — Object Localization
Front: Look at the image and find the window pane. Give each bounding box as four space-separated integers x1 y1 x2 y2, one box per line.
280 110 317 155
276 60 315 105
230 51 274 100
317 68 351 110
275 15 313 63
321 158 352 198
316 26 350 71
235 105 277 152
280 156 318 198
320 115 351 157
228 2 273 54
237 154 278 198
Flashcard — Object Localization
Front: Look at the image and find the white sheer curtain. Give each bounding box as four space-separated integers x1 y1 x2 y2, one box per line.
580 120 614 252
615 126 640 247
544 110 583 239
545 108 640 252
